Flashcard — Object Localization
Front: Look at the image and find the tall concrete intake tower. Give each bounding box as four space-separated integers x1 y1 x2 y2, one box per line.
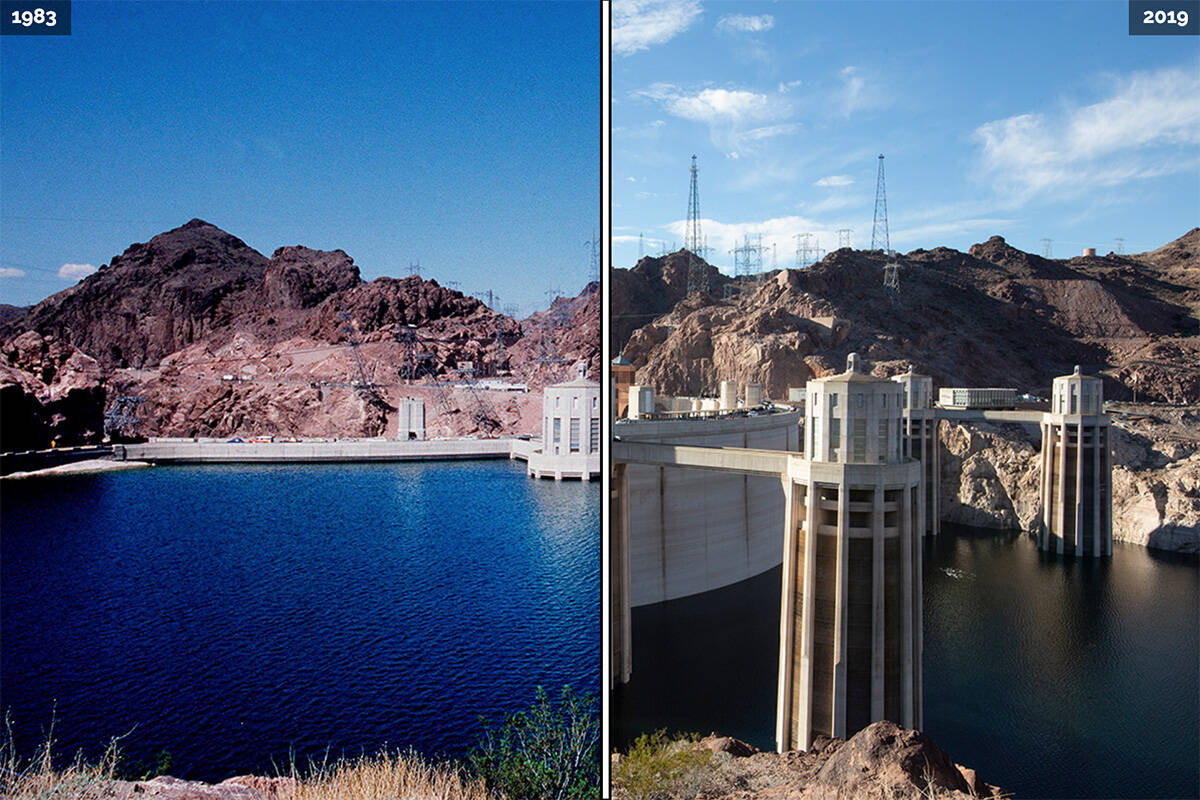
1039 365 1112 557
777 353 923 752
892 369 939 536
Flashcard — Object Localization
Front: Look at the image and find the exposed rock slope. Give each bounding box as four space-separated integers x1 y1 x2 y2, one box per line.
615 231 1199 403
936 407 1199 553
1 220 597 445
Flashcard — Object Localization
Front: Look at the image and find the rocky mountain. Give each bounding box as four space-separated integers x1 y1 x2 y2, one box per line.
615 230 1199 403
1 220 598 447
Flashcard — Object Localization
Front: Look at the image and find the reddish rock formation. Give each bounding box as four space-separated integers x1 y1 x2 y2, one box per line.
1 220 597 446
0 331 105 450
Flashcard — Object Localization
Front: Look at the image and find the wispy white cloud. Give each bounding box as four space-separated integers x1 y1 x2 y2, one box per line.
815 175 853 187
613 0 703 56
974 63 1200 203
778 79 803 94
0 267 26 279
717 14 774 33
634 83 791 156
837 66 888 116
58 263 97 280
891 218 1018 246
663 214 845 272
742 122 802 142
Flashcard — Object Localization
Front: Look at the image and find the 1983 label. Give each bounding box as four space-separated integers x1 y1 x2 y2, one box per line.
1 0 70 35
1129 0 1199 34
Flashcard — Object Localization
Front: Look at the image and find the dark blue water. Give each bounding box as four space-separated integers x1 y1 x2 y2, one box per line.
1 462 599 781
615 527 1199 799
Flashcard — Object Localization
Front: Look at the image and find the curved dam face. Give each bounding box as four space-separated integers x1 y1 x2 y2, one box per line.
616 411 801 606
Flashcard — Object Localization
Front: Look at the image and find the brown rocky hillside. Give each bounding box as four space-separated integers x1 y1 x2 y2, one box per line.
1 220 598 448
614 230 1199 403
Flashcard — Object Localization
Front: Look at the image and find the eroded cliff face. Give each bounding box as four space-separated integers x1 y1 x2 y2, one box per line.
0 331 105 450
937 411 1199 553
938 420 1041 531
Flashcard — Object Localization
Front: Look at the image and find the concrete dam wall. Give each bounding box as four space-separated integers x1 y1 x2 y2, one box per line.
616 411 801 606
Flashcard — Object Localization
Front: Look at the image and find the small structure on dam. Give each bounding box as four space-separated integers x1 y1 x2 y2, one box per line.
1039 365 1112 557
778 353 922 751
527 363 600 481
893 369 939 536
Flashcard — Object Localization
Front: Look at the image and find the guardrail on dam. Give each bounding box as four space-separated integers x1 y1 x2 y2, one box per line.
114 438 523 463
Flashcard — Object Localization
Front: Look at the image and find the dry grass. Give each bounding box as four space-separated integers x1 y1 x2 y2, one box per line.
1 732 490 800
279 750 490 800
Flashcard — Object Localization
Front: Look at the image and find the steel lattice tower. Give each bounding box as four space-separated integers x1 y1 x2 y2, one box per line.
871 154 890 253
686 155 708 296
686 154 702 253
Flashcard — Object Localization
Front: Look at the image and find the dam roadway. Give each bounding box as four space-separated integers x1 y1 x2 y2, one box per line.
112 437 534 464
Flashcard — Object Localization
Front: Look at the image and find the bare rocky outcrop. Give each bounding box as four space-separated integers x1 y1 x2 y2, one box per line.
1 220 598 447
935 409 1199 553
100 774 296 799
8 220 271 370
0 330 105 450
260 246 360 311
939 420 1041 531
614 231 1199 404
613 722 1003 800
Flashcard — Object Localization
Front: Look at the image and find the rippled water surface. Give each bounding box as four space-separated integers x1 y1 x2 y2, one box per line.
615 526 1198 799
1 462 599 780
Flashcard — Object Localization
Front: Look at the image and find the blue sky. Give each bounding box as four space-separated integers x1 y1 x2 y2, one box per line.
612 0 1199 273
0 1 600 314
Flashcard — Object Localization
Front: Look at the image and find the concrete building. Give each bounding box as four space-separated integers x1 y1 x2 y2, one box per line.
937 387 1018 409
395 398 426 440
612 354 636 419
527 364 600 481
720 380 738 410
628 385 655 419
1039 366 1112 557
778 353 922 751
892 370 939 536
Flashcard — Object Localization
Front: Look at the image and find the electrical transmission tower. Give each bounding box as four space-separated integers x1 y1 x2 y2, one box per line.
794 233 824 268
585 230 600 290
1114 238 1125 255
871 154 890 253
473 289 497 309
104 395 147 441
337 311 392 412
408 261 421 277
502 303 520 319
394 324 418 384
538 288 570 367
1041 238 1053 258
638 232 645 258
686 154 702 253
731 234 764 280
686 155 709 295
837 229 852 249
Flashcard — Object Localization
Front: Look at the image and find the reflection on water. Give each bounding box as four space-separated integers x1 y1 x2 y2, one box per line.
615 525 1198 799
1 462 599 781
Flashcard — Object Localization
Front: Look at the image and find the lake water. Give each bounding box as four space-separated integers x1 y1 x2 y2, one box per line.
614 526 1199 799
1 461 600 781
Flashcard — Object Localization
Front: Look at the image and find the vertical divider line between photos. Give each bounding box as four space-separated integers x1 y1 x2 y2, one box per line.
600 0 613 796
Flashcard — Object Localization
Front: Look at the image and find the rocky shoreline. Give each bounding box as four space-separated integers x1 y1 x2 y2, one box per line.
939 404 1199 553
612 721 1005 800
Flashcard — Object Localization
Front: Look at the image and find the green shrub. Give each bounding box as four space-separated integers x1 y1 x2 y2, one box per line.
468 685 599 800
612 729 715 800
